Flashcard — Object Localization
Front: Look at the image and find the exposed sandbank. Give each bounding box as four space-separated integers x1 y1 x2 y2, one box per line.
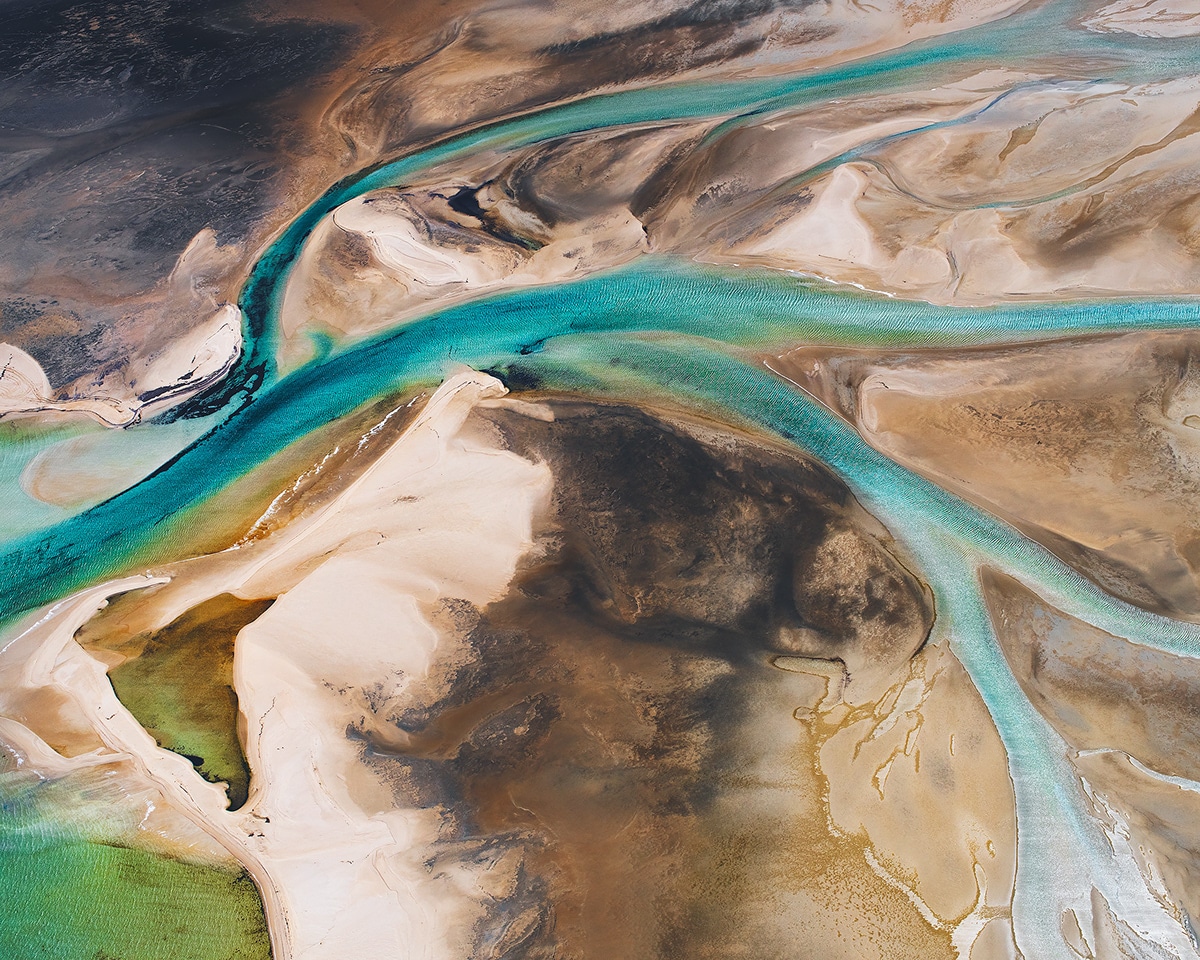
771 330 1200 621
982 569 1200 930
1083 0 1200 36
2 0 1038 425
0 299 241 428
2 371 1017 957
279 70 1200 367
2 372 550 959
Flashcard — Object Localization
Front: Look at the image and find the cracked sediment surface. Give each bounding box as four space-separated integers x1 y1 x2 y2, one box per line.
8 0 1200 955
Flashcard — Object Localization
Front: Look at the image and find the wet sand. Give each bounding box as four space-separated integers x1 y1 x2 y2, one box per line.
10 2 1200 425
1084 0 1200 36
982 568 1200 929
1 372 1018 958
772 330 1200 622
1 0 1036 425
275 68 1200 368
6 2 1199 956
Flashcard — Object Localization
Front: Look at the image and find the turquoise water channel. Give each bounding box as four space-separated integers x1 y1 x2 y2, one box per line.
5 0 1200 956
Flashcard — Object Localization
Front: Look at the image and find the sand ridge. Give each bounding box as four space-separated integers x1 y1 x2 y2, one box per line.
0 370 1021 958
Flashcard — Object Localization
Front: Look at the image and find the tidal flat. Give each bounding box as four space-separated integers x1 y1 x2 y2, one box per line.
5 0 1200 958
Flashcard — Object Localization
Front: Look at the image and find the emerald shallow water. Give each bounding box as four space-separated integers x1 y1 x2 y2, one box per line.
83 594 274 812
0 777 270 960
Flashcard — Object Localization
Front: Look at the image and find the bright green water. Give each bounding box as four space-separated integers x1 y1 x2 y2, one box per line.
0 775 270 960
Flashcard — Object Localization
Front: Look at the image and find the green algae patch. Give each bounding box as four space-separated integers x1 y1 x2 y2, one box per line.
78 594 273 810
0 818 271 960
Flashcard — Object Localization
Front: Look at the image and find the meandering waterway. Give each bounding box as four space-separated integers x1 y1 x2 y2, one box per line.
6 0 1200 955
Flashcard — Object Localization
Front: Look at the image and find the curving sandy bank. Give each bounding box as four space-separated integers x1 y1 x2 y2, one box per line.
0 343 139 426
279 70 1200 367
1083 0 1200 36
0 301 241 429
0 372 552 958
771 330 1200 622
0 370 1021 958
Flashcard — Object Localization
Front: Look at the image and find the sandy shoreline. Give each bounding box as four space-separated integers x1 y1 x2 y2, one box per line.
0 372 551 958
0 370 1022 958
774 330 1200 621
1083 0 1200 36
272 69 1200 371
0 302 241 428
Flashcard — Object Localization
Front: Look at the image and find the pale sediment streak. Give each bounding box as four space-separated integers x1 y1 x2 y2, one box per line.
1078 749 1200 796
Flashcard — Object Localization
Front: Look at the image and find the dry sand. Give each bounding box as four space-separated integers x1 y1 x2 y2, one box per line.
0 372 552 958
714 75 1200 303
0 298 240 427
0 370 1019 957
1083 0 1200 36
2 0 1039 427
278 69 1200 369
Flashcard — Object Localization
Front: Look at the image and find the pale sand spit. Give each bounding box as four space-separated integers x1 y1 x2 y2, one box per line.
0 372 551 959
0 370 1022 957
1083 0 1200 37
0 302 240 428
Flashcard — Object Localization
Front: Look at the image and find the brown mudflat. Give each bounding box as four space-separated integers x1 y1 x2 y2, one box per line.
774 330 1200 621
348 396 1000 958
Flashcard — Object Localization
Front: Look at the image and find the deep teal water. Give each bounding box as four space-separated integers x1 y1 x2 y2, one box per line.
7 258 1200 618
7 0 1200 613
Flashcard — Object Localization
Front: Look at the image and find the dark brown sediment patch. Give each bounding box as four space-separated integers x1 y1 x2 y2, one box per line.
980 568 1200 923
773 330 1200 621
75 592 274 810
0 0 360 401
0 0 484 415
354 396 958 957
28 374 1017 955
481 398 935 684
